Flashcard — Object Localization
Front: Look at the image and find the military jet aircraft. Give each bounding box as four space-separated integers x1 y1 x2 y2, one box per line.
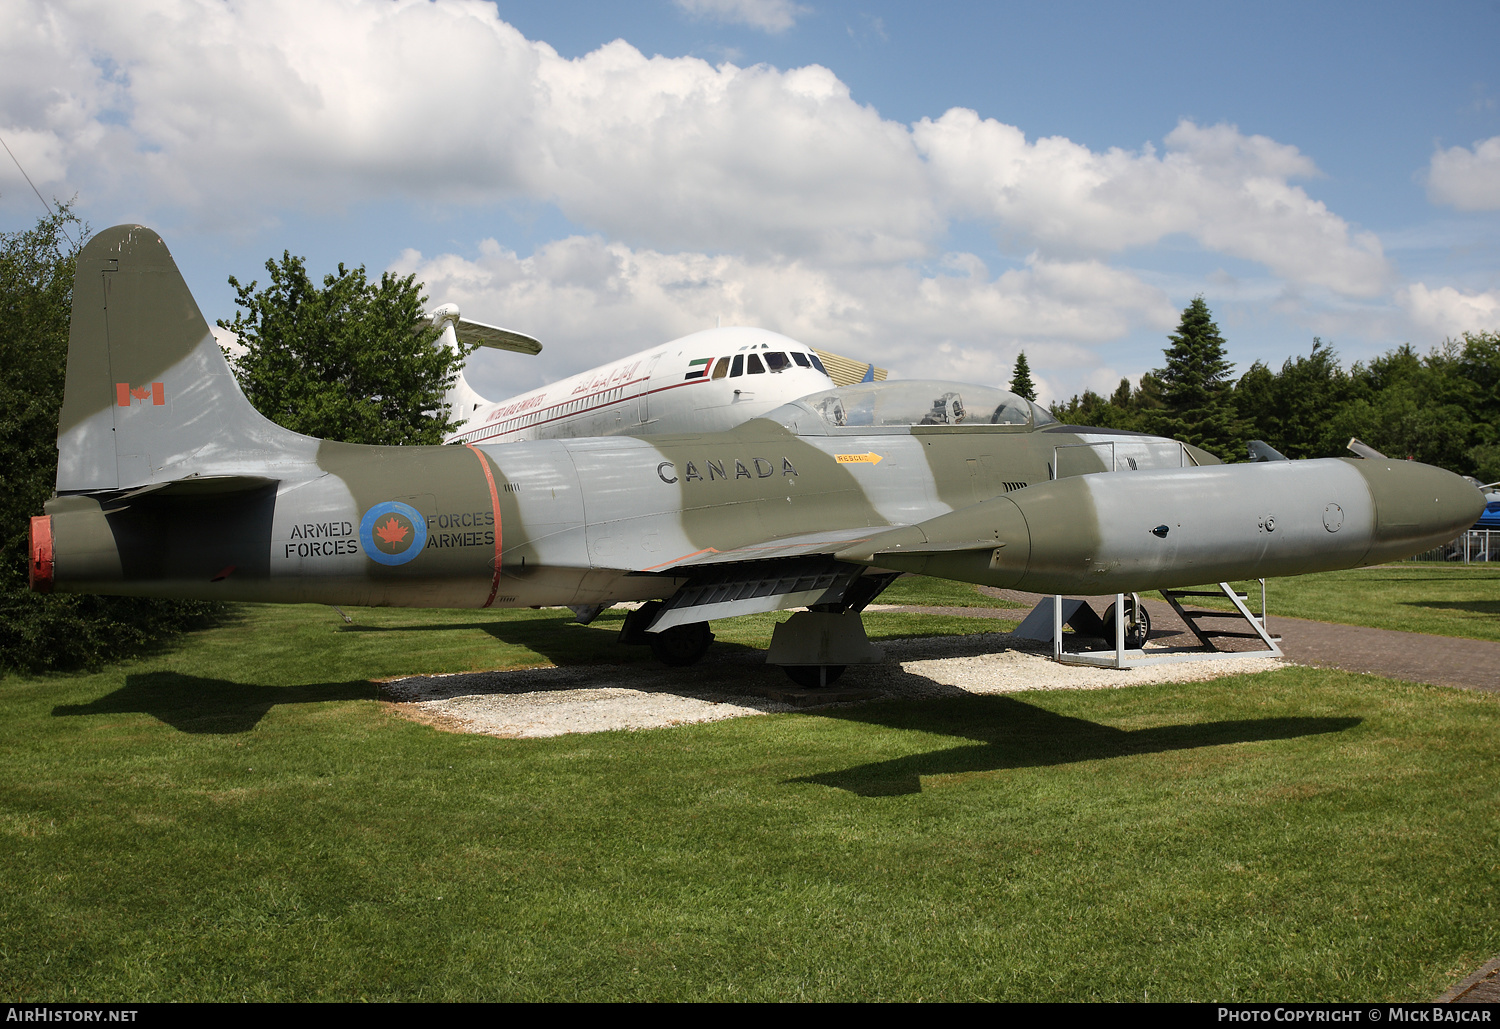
429 304 836 445
30 226 1485 685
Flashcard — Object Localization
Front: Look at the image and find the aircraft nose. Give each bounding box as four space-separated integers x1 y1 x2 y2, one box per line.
1351 458 1487 563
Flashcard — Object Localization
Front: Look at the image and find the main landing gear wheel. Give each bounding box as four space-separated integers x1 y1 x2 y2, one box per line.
648 620 715 667
1102 596 1151 649
783 665 847 689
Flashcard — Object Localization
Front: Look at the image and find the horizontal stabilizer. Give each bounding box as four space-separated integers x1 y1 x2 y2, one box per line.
457 318 542 355
109 475 279 504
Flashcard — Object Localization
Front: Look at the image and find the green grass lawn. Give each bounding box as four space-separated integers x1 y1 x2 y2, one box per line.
2 602 1498 1001
875 575 1030 610
1169 566 1500 642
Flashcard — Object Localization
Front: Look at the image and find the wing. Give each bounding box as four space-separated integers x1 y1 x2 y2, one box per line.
638 503 1020 632
639 526 896 631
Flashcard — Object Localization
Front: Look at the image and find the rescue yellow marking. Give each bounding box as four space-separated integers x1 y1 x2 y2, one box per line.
836 452 884 465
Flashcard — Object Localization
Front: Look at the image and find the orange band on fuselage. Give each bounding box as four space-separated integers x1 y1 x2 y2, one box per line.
29 515 53 594
463 443 504 608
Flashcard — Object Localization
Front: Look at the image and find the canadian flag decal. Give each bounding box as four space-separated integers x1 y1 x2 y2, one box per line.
116 382 165 406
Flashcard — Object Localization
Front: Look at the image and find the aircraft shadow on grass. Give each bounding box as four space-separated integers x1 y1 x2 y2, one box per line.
333 612 767 668
793 696 1362 797
52 673 375 734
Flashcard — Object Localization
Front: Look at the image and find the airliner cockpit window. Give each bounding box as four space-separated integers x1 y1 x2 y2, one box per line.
747 354 766 374
765 352 789 371
711 357 731 379
791 352 811 368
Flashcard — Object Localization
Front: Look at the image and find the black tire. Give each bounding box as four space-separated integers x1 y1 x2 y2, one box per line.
648 621 714 667
783 665 846 688
1102 600 1151 649
619 600 663 646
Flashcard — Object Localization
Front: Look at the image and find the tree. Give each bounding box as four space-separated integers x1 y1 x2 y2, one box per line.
1151 297 1247 461
1050 373 1164 431
1233 339 1360 459
220 255 471 445
0 206 217 673
1009 351 1037 401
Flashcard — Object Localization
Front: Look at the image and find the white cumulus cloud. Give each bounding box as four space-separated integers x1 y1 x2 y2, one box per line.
2 0 1395 287
915 112 1389 297
4 0 1454 397
1397 283 1500 339
392 237 1177 399
1426 136 1500 211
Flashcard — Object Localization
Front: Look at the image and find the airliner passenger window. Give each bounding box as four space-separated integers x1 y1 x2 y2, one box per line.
730 355 744 377
765 352 789 371
747 354 766 374
791 352 810 367
712 357 731 379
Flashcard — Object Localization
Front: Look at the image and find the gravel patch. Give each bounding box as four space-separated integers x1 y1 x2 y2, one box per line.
383 630 1284 739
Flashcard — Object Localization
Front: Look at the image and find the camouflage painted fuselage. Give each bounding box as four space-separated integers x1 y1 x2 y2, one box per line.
32 226 1486 613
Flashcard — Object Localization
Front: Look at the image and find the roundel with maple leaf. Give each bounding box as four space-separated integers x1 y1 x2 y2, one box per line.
359 501 428 566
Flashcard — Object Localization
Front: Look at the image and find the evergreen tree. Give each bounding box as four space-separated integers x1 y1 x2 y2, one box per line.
1009 350 1037 401
221 255 471 445
1151 297 1247 460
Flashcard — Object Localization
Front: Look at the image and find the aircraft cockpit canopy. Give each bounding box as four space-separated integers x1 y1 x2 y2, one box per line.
772 381 1057 435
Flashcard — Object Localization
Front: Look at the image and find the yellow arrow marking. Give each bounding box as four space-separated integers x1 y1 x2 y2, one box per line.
836 452 884 465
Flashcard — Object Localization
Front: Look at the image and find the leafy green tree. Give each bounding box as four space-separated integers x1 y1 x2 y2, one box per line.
1150 297 1248 460
1050 373 1164 431
0 206 217 674
1009 351 1037 401
220 255 471 445
1233 339 1362 459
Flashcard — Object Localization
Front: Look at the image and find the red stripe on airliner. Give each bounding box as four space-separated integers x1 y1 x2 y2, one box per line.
464 443 504 608
458 375 713 445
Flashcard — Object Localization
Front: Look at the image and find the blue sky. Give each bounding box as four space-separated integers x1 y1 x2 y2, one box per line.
3 0 1498 404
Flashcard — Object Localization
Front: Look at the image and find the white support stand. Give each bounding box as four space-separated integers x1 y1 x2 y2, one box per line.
1043 583 1282 670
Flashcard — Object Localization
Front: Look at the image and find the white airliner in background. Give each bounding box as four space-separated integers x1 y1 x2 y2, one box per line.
431 304 838 445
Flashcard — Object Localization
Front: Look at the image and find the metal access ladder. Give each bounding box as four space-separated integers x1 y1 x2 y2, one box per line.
1047 581 1282 670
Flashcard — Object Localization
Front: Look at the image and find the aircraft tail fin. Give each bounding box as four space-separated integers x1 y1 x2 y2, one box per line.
430 304 494 440
57 225 313 493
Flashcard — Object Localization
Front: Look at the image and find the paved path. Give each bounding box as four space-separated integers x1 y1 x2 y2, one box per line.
880 591 1500 694
973 589 1500 694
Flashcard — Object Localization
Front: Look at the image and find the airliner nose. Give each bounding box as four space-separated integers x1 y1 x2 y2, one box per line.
1351 458 1487 563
